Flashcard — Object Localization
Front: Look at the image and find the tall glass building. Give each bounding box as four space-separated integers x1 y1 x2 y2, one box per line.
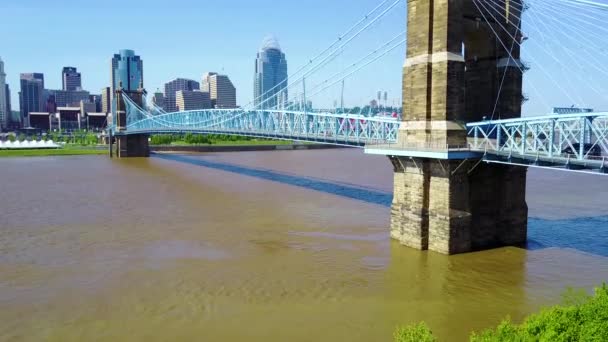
111 49 143 92
19 73 45 126
62 67 82 91
254 36 288 109
0 58 6 129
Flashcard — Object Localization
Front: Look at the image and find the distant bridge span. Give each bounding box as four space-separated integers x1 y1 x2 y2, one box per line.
113 94 608 175
117 94 401 147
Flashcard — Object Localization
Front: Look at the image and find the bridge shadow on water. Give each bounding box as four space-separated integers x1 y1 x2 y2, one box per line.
154 153 608 257
527 216 608 257
153 153 393 207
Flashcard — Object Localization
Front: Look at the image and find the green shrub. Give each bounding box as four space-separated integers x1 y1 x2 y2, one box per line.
394 322 436 342
150 135 175 145
471 284 608 341
395 284 608 342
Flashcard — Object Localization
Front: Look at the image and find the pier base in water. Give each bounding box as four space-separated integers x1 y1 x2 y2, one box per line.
389 156 528 254
114 134 150 158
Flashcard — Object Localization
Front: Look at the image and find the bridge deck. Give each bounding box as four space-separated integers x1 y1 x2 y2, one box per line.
364 142 481 160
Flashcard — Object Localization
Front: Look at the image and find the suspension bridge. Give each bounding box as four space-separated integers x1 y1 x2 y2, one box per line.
108 0 608 254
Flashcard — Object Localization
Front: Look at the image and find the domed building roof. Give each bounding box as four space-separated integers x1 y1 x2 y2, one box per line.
260 35 282 51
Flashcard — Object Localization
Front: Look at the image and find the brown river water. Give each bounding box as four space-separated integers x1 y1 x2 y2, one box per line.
1 149 607 341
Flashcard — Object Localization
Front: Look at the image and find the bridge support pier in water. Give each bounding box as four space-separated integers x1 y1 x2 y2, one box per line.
389 157 527 254
109 81 150 158
370 0 528 254
114 134 150 158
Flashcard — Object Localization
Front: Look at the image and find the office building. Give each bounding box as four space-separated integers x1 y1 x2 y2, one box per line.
152 90 165 111
101 87 111 113
164 78 199 112
0 58 6 129
254 36 288 109
46 89 90 108
20 73 45 126
5 84 11 124
202 72 237 109
176 90 210 111
55 107 81 131
89 94 102 112
111 49 143 92
45 93 57 113
62 67 82 91
80 100 97 114
86 112 108 131
29 112 51 130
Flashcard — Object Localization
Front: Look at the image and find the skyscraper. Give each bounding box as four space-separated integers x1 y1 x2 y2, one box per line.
176 90 211 111
0 58 6 129
19 73 45 126
5 84 11 123
254 36 288 109
101 87 111 113
111 50 143 92
164 78 200 112
202 72 237 109
62 67 82 91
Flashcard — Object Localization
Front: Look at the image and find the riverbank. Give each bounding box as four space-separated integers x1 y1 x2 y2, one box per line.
0 143 348 157
150 143 349 153
0 147 106 157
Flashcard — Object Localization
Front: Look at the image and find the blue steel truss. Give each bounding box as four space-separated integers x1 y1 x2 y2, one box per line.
109 94 608 174
467 112 608 173
113 94 400 146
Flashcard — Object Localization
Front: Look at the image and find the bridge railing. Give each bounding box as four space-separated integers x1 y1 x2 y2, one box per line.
366 140 473 151
467 113 608 161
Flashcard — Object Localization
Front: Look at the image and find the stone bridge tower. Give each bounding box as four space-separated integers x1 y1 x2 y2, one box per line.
111 81 150 158
389 0 528 254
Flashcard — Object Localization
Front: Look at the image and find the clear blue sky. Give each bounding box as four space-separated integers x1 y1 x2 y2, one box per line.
0 0 405 110
1 0 606 115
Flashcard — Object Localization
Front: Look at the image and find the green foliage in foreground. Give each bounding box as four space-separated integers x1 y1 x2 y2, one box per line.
394 322 436 342
395 284 608 342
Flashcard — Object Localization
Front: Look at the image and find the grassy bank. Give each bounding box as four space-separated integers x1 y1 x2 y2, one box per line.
395 284 608 341
0 147 106 157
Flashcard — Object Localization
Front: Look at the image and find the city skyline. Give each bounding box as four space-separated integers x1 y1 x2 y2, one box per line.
1 0 606 115
0 0 405 113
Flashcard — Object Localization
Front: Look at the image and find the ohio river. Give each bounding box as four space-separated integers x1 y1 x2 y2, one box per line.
1 149 607 341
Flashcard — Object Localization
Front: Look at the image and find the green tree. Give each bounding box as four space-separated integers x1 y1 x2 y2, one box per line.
394 322 436 342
